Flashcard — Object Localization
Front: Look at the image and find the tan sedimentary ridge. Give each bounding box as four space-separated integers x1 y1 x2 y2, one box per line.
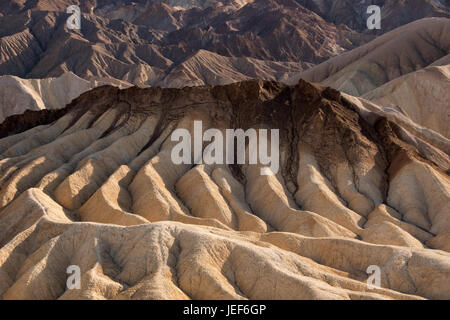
288 18 450 144
0 72 131 123
0 80 449 300
296 18 450 96
363 65 450 139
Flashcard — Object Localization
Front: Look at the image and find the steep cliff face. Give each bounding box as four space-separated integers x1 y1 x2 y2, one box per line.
0 79 449 300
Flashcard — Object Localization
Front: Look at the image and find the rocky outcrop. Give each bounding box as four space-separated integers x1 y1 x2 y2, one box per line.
0 79 449 300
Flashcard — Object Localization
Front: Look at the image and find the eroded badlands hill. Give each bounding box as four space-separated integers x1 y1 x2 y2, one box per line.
363 64 450 139
0 0 364 85
291 18 450 143
296 18 450 96
296 0 450 33
0 72 131 123
0 80 449 300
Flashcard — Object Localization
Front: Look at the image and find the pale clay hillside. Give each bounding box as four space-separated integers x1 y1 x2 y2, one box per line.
2 18 450 140
0 72 131 123
0 0 449 301
0 80 449 300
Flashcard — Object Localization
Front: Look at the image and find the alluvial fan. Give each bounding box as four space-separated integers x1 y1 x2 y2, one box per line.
0 79 449 300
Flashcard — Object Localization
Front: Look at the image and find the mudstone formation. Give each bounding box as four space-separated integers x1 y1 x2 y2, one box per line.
0 79 449 300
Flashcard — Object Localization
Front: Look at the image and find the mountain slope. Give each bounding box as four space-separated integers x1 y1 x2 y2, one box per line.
288 18 450 142
0 0 366 85
295 0 450 33
0 72 130 122
0 80 449 300
158 49 309 87
295 18 450 96
363 64 450 139
1 1 448 89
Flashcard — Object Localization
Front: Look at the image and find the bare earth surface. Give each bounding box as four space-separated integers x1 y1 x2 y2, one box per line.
0 79 449 300
0 0 449 301
0 72 131 123
0 0 364 84
1 0 447 88
293 17 450 143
